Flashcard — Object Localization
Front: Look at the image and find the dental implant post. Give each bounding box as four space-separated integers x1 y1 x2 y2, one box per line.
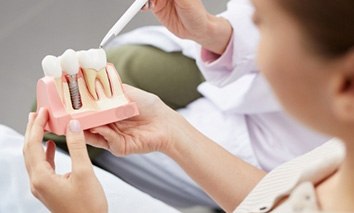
60 49 82 110
66 74 82 109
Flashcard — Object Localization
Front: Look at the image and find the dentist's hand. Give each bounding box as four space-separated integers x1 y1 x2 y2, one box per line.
85 84 182 156
146 0 232 54
23 109 108 213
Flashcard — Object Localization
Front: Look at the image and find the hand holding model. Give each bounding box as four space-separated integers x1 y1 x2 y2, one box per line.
146 0 233 54
23 108 108 213
85 84 183 156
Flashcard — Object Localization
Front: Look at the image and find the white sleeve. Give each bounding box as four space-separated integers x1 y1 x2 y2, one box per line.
195 0 282 113
196 0 259 86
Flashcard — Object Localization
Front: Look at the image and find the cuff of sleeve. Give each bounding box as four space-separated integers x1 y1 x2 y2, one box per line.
200 33 234 70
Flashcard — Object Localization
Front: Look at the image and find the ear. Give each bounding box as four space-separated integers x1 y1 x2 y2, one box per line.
332 50 354 122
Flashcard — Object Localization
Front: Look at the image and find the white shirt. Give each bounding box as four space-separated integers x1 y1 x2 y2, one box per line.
195 0 330 171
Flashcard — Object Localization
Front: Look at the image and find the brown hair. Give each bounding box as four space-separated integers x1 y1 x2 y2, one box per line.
276 0 354 57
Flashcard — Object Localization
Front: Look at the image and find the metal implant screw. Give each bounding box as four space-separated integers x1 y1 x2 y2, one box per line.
66 74 82 110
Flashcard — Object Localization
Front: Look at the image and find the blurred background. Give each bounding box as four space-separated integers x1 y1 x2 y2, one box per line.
0 1 227 212
0 0 227 134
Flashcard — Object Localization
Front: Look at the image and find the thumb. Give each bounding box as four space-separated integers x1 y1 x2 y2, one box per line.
66 120 92 173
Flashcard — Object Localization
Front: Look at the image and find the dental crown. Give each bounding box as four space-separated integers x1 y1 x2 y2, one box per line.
60 49 80 75
78 48 107 71
42 55 62 78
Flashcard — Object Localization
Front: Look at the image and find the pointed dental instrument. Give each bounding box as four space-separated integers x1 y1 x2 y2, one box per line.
100 0 149 48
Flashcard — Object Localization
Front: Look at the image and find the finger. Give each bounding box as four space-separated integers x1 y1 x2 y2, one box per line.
90 126 126 156
141 0 154 11
149 0 156 8
84 130 110 150
29 108 49 147
45 141 56 170
90 126 119 146
66 120 93 174
24 113 37 161
141 3 149 11
25 112 36 139
24 108 49 170
23 112 37 174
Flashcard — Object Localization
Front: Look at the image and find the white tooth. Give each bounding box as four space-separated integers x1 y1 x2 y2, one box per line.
60 49 80 75
79 48 107 71
41 55 64 102
95 48 107 70
76 50 85 58
41 55 62 78
79 49 111 99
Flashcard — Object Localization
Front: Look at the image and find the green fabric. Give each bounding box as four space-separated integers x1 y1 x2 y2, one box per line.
107 45 205 109
33 44 204 160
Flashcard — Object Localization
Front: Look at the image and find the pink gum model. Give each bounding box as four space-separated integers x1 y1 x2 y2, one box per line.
36 63 139 135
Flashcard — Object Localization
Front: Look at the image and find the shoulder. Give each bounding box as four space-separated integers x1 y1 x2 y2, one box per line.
234 139 345 213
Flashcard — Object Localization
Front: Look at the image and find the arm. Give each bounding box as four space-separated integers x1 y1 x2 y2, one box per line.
147 0 258 84
195 15 233 55
86 85 265 212
165 114 265 212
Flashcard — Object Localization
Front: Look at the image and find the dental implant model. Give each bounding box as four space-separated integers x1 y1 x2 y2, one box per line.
36 48 139 135
61 49 82 110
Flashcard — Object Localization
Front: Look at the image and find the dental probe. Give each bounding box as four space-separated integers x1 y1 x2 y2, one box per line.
100 0 149 48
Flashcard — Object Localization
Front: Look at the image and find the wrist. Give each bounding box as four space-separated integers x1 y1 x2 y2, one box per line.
162 111 203 161
196 15 233 55
160 109 187 155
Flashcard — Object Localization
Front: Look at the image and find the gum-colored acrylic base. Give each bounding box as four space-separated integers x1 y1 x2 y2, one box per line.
36 64 139 136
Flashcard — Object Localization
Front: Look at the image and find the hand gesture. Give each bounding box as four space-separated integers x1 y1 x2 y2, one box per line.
23 108 108 213
145 0 232 54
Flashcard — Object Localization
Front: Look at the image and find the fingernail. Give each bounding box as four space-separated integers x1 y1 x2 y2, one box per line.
38 107 44 115
69 120 81 133
28 113 34 121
